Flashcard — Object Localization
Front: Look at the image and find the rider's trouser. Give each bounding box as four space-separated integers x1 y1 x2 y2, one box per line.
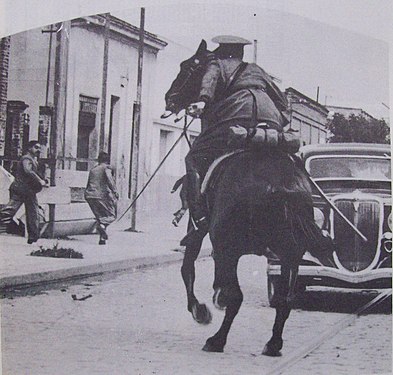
185 117 284 225
185 120 247 224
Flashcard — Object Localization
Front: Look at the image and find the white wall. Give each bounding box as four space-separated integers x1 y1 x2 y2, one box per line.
8 28 56 140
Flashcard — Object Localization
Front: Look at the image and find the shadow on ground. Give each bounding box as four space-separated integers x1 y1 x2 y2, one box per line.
293 288 392 314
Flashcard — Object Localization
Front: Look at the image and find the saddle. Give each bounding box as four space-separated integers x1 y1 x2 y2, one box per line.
201 150 244 194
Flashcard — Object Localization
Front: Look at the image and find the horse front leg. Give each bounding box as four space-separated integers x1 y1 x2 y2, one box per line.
203 254 243 353
181 218 212 325
262 263 298 357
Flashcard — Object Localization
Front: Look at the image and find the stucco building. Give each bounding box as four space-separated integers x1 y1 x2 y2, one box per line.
0 14 172 235
285 87 329 145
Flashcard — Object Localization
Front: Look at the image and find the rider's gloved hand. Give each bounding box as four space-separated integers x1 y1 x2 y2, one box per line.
187 101 206 118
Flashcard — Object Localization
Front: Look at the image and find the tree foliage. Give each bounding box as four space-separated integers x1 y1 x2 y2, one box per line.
327 113 390 144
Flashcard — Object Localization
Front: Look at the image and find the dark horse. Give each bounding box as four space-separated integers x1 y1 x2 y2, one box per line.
163 40 334 356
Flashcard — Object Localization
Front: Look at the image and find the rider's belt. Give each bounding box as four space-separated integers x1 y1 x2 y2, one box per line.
228 123 280 148
227 123 301 154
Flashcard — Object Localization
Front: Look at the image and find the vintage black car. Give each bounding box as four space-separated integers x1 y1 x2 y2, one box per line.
267 143 392 304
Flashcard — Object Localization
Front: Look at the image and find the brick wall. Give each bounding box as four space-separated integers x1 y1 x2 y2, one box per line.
0 37 11 156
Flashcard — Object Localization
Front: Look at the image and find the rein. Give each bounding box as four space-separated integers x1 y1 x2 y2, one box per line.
114 117 195 225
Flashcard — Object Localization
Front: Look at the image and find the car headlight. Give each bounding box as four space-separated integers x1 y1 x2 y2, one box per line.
313 207 325 229
388 212 392 231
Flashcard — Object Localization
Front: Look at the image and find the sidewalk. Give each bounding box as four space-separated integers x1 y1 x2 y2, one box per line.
0 214 212 290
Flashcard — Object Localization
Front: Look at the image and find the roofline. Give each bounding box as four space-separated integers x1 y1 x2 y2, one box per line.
285 87 329 115
72 14 167 52
106 15 167 48
326 105 376 120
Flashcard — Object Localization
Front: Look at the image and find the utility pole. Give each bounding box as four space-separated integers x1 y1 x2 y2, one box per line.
48 21 69 237
42 25 54 107
40 25 56 160
316 86 320 103
253 39 257 64
127 7 145 231
99 13 110 152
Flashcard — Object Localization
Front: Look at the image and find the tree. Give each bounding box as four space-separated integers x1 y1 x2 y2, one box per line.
327 113 390 144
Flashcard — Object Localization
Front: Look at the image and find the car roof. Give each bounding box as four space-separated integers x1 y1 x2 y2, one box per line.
299 143 391 159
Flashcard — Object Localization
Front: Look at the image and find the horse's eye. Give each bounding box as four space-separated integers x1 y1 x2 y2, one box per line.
194 59 200 64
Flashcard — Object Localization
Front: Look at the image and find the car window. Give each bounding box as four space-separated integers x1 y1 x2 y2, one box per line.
309 157 391 180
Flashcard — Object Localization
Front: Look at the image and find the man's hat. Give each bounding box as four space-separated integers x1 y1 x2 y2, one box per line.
211 35 252 45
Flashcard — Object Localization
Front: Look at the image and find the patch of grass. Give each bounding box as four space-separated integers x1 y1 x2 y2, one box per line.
30 242 83 259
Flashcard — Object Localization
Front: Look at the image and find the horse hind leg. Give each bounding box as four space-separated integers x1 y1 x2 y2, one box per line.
181 218 212 325
202 255 243 353
262 263 299 357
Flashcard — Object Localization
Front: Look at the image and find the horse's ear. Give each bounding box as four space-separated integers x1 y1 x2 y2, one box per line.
196 40 207 55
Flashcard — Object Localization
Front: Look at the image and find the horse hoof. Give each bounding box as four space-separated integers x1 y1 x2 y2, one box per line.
262 344 282 357
213 288 226 310
192 303 212 325
202 338 224 353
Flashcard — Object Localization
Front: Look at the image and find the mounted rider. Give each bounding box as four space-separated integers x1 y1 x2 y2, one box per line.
184 35 291 240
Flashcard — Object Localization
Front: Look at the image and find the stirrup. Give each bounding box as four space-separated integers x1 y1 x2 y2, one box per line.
194 216 208 231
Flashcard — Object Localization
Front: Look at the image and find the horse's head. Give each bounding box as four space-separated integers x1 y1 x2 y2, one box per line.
163 40 213 118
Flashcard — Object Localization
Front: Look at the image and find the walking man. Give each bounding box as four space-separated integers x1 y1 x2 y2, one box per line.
85 151 119 245
0 140 47 244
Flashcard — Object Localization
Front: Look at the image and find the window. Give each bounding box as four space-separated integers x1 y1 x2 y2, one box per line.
159 129 173 175
76 95 98 171
309 157 391 180
159 129 170 161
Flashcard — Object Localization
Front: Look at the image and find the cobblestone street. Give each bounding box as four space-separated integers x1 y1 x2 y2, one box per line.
1 256 391 374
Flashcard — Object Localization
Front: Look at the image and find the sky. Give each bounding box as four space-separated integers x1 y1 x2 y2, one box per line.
1 0 392 42
115 3 390 119
0 0 392 119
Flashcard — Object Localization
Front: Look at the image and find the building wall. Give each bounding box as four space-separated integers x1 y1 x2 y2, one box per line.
0 37 11 156
60 21 166 224
7 28 56 141
4 17 168 233
286 88 329 145
138 117 200 215
290 103 328 145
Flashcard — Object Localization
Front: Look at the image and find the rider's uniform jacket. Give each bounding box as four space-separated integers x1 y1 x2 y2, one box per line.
198 56 288 131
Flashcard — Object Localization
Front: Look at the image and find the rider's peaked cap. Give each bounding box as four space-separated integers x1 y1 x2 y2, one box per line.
211 35 252 45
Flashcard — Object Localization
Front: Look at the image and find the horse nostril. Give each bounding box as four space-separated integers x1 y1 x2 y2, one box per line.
166 100 178 113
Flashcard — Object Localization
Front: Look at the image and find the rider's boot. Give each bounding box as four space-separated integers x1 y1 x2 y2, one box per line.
180 172 209 247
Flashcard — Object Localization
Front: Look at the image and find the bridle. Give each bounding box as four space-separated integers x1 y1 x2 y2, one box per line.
166 63 206 108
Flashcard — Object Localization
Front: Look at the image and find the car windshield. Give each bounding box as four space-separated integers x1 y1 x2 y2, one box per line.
308 156 391 180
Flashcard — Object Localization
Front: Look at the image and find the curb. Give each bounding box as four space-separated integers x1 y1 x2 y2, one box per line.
0 247 212 292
